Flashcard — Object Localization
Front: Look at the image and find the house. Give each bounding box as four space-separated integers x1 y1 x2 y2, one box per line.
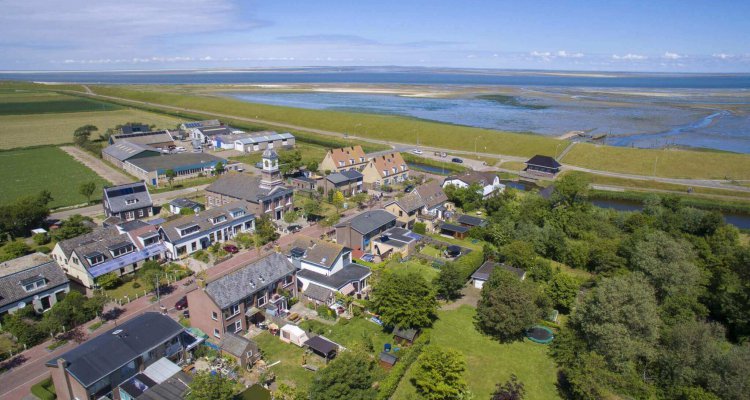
47 312 203 400
123 153 237 187
443 171 505 199
289 174 319 192
287 236 372 305
438 223 470 240
109 130 176 149
205 150 294 221
117 358 193 400
51 222 166 289
168 198 203 215
158 202 255 259
335 210 397 252
102 142 161 169
525 155 562 176
186 252 296 340
319 145 368 173
361 152 409 188
456 214 488 229
471 261 527 289
372 227 419 261
0 253 70 316
384 191 423 228
220 333 260 369
102 181 154 221
231 131 295 153
187 123 244 144
323 170 364 197
393 326 420 346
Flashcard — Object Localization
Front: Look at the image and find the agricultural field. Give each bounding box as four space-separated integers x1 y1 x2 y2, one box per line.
0 108 182 149
393 305 560 399
0 147 110 208
0 90 121 115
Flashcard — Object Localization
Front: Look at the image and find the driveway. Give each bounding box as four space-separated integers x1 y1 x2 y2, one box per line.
61 146 132 185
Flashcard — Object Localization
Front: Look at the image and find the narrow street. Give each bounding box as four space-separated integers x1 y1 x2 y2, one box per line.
60 145 132 185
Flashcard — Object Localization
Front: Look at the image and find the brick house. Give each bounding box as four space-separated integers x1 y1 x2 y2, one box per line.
319 145 368 173
361 152 409 188
187 252 297 340
335 210 397 252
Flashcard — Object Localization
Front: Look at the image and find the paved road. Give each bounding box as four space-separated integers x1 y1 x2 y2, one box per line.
50 184 209 220
60 146 132 185
67 88 750 193
0 278 196 400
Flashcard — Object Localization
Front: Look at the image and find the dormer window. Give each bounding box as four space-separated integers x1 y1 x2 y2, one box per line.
383 170 388 176
109 243 135 257
401 165 406 171
21 277 47 292
85 251 105 266
392 167 397 174
338 161 344 167
359 157 365 162
350 158 354 165
230 209 245 218
212 215 227 224
125 198 138 205
178 224 200 237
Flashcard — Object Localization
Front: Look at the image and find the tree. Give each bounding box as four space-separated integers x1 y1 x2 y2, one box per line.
309 350 377 400
187 372 236 400
279 150 303 175
492 375 526 400
78 182 97 204
413 346 467 400
545 273 580 313
552 173 590 206
0 191 52 239
371 271 437 329
476 269 540 342
500 240 537 271
254 215 279 243
306 160 319 174
303 199 322 219
412 221 427 235
51 214 93 241
332 191 345 215
434 262 464 300
0 241 31 261
214 162 225 175
275 383 305 400
283 210 299 224
73 125 98 145
569 273 660 372
165 169 176 187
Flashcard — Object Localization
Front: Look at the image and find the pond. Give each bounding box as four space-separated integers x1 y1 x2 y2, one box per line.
592 198 750 230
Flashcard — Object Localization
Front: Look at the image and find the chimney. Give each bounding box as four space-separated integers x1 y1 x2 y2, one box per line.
57 358 75 400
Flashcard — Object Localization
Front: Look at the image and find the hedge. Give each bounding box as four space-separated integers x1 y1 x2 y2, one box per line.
30 378 56 400
377 331 431 400
453 250 485 280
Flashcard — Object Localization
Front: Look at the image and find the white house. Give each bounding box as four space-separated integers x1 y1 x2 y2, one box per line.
443 171 505 199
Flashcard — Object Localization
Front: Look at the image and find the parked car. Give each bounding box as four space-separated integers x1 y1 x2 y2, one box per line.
175 146 186 152
451 157 464 163
182 310 190 319
411 149 423 155
404 185 415 193
223 244 239 254
287 224 302 233
175 296 188 310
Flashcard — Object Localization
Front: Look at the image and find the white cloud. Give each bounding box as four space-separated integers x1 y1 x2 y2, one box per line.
712 53 734 60
556 50 584 58
663 52 685 60
612 53 647 60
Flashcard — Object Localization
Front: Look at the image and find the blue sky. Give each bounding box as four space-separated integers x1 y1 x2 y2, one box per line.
1 0 749 72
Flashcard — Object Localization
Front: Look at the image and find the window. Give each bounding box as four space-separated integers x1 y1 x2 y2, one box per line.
228 304 240 318
349 158 354 165
338 161 344 167
246 350 253 358
212 215 227 224
233 320 242 333
23 279 46 292
211 311 218 320
138 209 145 217
399 210 403 217
126 199 139 205
257 294 267 307
214 328 221 338
283 275 294 287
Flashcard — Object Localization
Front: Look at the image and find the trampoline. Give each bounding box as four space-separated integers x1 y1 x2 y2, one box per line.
526 326 554 344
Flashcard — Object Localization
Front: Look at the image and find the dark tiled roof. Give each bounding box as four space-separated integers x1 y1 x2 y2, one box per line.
390 191 424 213
374 227 417 248
471 261 526 281
56 227 123 259
393 326 419 341
0 255 69 308
111 131 174 147
137 371 192 400
169 198 201 209
159 202 254 244
415 181 448 210
46 313 184 388
379 351 397 365
297 264 371 290
335 210 396 235
304 335 338 355
117 220 150 232
340 170 364 180
205 253 296 309
127 153 227 173
456 214 487 227
445 171 498 186
206 174 292 204
303 283 334 302
526 155 561 169
104 182 153 213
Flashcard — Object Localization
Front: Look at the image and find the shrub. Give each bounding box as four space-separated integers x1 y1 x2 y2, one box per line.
36 245 51 254
413 222 427 235
96 272 121 290
377 332 431 400
33 233 50 245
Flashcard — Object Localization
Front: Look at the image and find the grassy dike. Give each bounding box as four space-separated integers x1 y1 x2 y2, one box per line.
590 189 750 214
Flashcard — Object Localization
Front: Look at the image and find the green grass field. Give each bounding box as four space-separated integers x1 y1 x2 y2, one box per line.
229 142 328 166
0 91 121 115
393 305 560 399
563 143 750 180
387 259 440 281
254 332 317 391
89 86 562 158
0 147 110 208
0 108 182 149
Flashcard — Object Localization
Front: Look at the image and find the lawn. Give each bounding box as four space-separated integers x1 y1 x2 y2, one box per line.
383 259 440 282
563 143 750 180
427 234 485 251
229 142 328 166
0 108 182 149
0 91 121 115
103 277 153 302
0 147 110 208
254 332 317 391
393 305 560 399
419 245 443 258
301 317 393 355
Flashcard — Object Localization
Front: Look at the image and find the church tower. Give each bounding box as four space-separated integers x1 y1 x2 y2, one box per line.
260 148 282 189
